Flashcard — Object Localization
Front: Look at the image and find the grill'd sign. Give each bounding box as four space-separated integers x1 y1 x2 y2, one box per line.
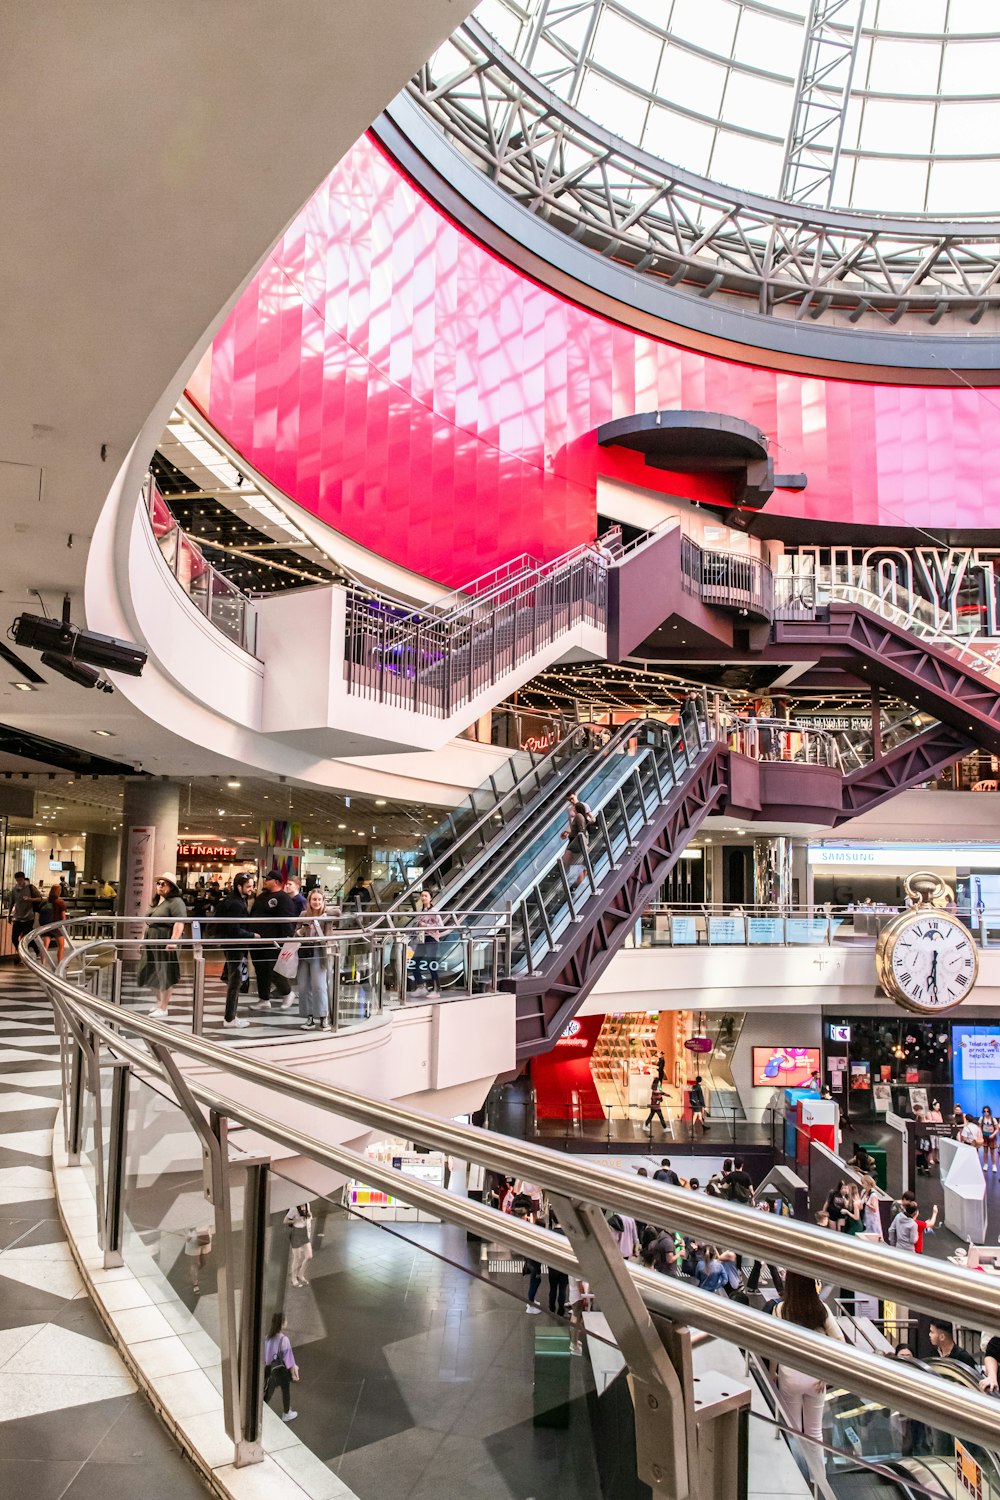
177 842 238 859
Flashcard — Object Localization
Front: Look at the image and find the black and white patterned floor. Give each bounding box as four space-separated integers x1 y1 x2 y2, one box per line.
0 960 208 1500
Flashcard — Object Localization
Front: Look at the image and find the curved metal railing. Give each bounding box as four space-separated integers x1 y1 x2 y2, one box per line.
19 926 1000 1476
400 19 1000 330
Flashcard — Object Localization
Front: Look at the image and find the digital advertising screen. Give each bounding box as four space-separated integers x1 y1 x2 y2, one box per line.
953 1026 1000 1118
752 1046 821 1088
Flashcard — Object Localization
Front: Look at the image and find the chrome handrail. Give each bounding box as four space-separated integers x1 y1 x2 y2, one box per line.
23 933 1000 1455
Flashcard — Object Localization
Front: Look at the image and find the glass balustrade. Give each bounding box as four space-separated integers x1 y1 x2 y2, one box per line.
143 479 258 656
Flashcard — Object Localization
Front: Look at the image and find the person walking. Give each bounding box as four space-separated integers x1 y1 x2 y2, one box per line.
656 1051 666 1085
689 1075 709 1132
548 1266 569 1316
264 1312 299 1422
216 872 254 1029
644 1080 668 1131
284 877 307 915
774 1272 845 1463
410 889 445 995
283 1204 313 1287
7 871 41 961
296 889 332 1029
42 881 68 965
250 872 297 1013
138 874 188 1018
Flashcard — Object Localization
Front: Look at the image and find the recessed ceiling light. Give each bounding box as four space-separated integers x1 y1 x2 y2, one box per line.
93 729 114 737
227 780 241 788
338 823 346 829
375 799 387 807
11 682 35 692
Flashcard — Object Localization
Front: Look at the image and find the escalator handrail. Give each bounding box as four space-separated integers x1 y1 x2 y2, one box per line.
377 721 604 917
426 707 718 929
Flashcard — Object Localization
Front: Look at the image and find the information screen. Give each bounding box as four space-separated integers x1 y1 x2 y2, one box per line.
752 1046 821 1088
953 1026 1000 1117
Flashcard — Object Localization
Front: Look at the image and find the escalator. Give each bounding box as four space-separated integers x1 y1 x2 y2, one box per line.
821 1354 1000 1497
382 700 728 1057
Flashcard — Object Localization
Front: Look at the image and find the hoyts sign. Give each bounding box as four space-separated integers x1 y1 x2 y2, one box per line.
177 842 238 859
783 545 1000 639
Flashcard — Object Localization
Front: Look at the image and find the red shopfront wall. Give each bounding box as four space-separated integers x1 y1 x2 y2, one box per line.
531 1015 606 1121
187 133 1000 590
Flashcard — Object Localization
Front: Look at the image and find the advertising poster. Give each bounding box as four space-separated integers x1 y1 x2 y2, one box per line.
747 917 783 944
873 1083 893 1113
850 1060 871 1090
752 1047 820 1088
953 1027 1000 1118
909 1086 929 1112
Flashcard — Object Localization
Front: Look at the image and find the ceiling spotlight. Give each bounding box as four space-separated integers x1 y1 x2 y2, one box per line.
227 780 241 788
93 729 114 737
10 681 35 692
375 799 387 807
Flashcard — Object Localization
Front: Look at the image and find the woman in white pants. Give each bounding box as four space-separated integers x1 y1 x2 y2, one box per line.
774 1273 845 1467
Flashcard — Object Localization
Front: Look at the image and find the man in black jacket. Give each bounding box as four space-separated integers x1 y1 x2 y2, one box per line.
250 871 297 1012
216 873 255 1028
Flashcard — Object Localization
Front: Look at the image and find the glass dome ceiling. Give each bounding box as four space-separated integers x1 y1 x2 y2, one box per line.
471 0 1000 216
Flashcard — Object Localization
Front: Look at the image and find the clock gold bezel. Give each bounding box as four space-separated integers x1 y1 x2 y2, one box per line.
875 906 979 1015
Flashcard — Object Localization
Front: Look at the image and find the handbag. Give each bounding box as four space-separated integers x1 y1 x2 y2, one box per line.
275 939 300 979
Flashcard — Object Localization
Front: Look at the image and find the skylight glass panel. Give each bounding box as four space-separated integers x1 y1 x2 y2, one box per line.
850 155 930 214
858 98 935 157
939 38 1000 95
655 44 728 116
732 9 803 75
667 0 739 56
926 158 1000 215
709 130 783 196
578 70 650 141
642 105 715 173
874 0 947 35
865 38 943 95
720 71 792 135
594 8 662 90
934 99 1000 155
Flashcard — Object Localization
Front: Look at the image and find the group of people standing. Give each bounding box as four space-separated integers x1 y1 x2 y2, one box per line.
139 869 334 1028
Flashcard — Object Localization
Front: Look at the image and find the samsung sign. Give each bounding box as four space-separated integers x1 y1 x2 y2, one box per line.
810 845 1000 869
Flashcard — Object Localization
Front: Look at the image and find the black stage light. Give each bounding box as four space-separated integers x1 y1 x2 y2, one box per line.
39 651 101 689
13 613 146 677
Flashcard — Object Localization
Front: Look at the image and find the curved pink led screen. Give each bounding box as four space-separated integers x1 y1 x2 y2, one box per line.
188 134 1000 587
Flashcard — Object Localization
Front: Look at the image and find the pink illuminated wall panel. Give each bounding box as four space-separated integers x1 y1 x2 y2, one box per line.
187 134 1000 587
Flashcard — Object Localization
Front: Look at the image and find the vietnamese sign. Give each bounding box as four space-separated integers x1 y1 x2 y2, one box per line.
177 842 238 859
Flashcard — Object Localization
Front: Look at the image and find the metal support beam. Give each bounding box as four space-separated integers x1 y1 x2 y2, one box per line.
550 1194 692 1499
103 1061 130 1269
148 1041 268 1467
238 1159 270 1461
780 0 867 207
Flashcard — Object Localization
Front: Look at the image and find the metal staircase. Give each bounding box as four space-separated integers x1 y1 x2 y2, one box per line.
343 534 618 719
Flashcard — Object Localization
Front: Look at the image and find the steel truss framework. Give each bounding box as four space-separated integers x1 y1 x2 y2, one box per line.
405 18 1000 328
776 603 1000 755
838 721 975 820
780 0 866 208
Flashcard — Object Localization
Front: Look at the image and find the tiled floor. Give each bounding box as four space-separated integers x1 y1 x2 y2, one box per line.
0 960 209 1500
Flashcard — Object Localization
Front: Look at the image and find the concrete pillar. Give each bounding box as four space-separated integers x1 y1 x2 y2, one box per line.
118 779 180 916
791 837 812 912
753 836 791 910
86 832 121 882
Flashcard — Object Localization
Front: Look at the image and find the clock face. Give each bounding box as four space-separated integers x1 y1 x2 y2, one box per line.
887 914 979 1013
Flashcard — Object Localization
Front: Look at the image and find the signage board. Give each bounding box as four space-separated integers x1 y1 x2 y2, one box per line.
670 915 697 945
708 915 745 944
177 842 238 859
747 917 783 944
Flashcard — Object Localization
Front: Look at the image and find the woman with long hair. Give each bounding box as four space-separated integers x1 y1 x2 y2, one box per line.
137 874 187 1018
981 1106 998 1174
842 1182 864 1236
774 1273 845 1462
859 1174 883 1240
45 883 67 964
295 889 332 1029
264 1311 299 1422
284 1203 313 1286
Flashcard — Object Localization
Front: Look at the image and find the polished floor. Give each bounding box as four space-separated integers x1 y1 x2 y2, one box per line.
0 961 208 1500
